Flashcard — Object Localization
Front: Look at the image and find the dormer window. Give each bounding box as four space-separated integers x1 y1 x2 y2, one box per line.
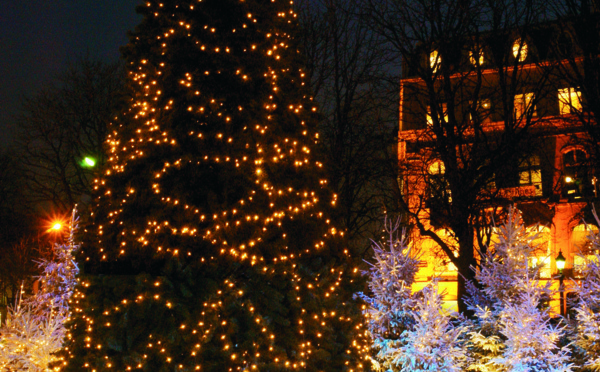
469 48 484 66
512 38 528 62
430 50 441 73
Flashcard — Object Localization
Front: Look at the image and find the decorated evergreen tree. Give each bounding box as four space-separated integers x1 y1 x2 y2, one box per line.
0 209 80 371
362 209 575 371
571 210 600 371
467 207 571 372
58 1 366 371
357 218 419 371
358 218 467 372
395 283 467 372
494 277 571 372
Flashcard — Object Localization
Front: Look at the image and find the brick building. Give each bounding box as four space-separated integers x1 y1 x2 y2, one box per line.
398 23 598 312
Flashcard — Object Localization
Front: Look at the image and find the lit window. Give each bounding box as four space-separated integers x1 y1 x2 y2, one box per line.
573 224 599 274
574 254 599 275
512 38 528 62
426 104 448 127
428 160 451 203
514 92 535 119
558 87 582 115
527 225 551 278
528 256 551 278
562 148 591 198
469 48 484 66
430 50 441 73
519 155 542 196
428 161 446 175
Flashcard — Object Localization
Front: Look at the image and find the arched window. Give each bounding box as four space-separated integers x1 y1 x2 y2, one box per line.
573 223 599 274
428 160 446 175
512 38 528 62
469 46 484 66
426 160 451 221
430 49 441 73
425 160 452 228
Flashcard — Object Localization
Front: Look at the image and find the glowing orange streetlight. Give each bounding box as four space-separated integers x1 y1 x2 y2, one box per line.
47 220 65 233
42 213 68 244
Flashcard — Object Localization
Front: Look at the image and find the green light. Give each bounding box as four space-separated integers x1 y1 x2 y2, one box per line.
82 157 96 167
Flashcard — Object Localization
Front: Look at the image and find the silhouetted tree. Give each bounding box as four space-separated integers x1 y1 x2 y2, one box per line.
298 0 402 251
16 57 124 212
364 0 552 312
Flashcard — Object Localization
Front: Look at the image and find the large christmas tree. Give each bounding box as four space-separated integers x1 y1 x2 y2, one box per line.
58 1 366 371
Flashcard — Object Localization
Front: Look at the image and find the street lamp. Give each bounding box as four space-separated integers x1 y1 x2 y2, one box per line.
43 214 68 244
81 156 97 168
556 250 566 316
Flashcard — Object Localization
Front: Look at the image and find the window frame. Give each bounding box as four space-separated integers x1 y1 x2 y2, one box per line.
426 103 448 127
430 49 441 73
469 47 484 66
427 160 452 204
558 87 582 115
512 38 528 62
514 92 536 120
518 154 542 196
562 147 591 199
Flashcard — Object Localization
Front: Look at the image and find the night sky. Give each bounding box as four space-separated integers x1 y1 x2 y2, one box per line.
0 0 142 148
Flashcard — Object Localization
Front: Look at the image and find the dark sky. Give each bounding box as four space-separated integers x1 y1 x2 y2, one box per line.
0 0 142 148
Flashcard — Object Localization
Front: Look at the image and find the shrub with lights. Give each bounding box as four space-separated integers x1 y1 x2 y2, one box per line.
57 0 367 371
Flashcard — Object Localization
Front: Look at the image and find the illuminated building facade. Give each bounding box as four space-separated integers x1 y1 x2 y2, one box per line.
398 24 598 312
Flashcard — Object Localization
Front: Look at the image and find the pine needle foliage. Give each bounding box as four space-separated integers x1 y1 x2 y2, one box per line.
359 218 467 371
467 207 571 372
57 1 366 371
571 209 600 371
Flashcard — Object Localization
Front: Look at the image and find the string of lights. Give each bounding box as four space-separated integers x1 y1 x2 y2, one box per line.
57 0 369 371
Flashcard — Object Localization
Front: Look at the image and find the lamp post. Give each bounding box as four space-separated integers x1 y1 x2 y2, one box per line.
556 250 566 316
